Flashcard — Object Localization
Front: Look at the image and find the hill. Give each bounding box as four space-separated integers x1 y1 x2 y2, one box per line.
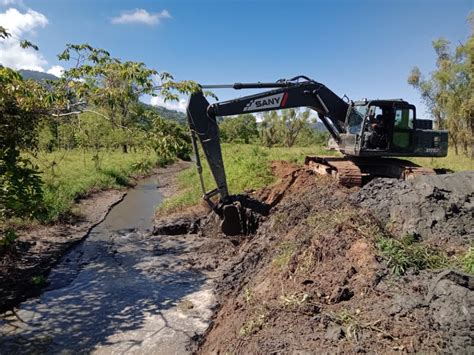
141 102 187 125
18 69 58 81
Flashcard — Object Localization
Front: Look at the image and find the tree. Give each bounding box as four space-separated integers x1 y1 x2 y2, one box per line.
408 14 473 157
0 53 51 219
219 114 258 143
56 44 201 153
260 109 312 147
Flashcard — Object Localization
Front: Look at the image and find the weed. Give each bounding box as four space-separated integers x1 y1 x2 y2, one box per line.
31 275 46 285
376 235 448 275
30 149 161 222
279 292 310 308
272 241 296 269
0 228 18 254
239 313 266 337
460 247 474 274
329 308 392 341
243 287 253 304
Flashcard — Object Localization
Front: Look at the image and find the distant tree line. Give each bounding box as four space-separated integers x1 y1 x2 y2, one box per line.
218 109 329 148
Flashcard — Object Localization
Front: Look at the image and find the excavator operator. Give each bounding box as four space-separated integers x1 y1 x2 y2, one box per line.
365 108 388 149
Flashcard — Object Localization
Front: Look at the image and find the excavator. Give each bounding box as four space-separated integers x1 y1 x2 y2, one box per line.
186 76 448 235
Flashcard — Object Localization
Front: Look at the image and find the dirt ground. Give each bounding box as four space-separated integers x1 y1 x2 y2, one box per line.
156 162 473 354
0 160 191 314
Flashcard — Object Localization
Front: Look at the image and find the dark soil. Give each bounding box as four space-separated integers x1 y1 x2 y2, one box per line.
163 163 473 354
351 171 474 248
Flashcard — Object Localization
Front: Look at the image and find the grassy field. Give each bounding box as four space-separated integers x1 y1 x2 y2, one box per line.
31 149 163 222
159 144 337 213
409 150 474 172
160 143 473 213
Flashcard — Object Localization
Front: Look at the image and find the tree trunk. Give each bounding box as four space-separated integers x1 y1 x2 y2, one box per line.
471 117 474 160
122 144 128 154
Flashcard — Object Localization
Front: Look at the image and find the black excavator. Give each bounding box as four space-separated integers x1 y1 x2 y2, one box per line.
186 76 448 234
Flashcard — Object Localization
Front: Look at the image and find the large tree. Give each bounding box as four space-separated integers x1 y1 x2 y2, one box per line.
56 44 200 153
219 114 258 144
408 14 473 157
260 109 312 148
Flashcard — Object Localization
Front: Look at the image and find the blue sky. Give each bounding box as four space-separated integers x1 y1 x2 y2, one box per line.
0 0 472 116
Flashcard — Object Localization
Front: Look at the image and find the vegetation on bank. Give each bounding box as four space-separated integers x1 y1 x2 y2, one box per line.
160 142 473 215
35 150 164 223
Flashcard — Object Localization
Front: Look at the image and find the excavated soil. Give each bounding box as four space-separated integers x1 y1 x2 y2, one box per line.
351 172 474 248
158 162 473 354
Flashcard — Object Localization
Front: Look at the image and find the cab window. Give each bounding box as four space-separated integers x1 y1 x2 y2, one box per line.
393 107 414 150
394 108 414 129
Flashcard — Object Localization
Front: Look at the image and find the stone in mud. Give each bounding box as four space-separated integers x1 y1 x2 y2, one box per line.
325 326 345 341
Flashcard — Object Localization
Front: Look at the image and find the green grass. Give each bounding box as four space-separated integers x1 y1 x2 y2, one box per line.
159 143 337 213
376 234 449 275
409 149 474 172
460 247 474 274
31 149 163 222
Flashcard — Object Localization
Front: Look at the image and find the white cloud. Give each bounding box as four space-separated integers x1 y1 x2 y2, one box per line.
0 0 24 7
111 8 171 26
150 96 187 113
0 8 49 70
47 65 64 77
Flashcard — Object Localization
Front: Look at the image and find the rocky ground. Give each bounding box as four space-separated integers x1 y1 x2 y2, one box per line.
154 162 473 354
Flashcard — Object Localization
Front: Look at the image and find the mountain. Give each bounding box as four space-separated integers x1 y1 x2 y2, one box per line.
140 102 187 125
18 69 58 81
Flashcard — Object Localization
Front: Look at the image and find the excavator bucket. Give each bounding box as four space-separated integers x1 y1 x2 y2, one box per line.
187 92 246 235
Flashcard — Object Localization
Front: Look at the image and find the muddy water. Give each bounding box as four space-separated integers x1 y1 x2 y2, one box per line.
0 176 215 354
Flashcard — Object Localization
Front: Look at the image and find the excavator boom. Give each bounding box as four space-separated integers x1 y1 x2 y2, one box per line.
187 77 350 204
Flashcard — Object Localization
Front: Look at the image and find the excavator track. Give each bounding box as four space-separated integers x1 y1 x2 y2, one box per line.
305 156 364 187
305 156 436 188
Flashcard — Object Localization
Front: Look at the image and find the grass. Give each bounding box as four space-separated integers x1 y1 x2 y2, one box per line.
376 234 449 275
460 247 474 274
30 149 164 222
159 143 337 213
272 241 297 269
408 149 474 172
239 312 267 337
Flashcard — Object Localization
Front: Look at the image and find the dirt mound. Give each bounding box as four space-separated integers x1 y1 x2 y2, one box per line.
351 172 474 248
188 167 473 354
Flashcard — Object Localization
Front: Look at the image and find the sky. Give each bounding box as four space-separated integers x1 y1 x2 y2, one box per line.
0 0 472 117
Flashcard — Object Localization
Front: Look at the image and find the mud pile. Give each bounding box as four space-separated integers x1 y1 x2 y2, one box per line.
187 168 473 354
351 172 474 247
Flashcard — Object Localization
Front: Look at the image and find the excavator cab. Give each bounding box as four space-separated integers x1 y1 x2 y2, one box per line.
340 99 448 158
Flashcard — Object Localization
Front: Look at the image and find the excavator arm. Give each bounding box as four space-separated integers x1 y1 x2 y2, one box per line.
186 76 350 235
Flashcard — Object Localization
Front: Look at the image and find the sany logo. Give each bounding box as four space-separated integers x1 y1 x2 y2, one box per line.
243 92 289 112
